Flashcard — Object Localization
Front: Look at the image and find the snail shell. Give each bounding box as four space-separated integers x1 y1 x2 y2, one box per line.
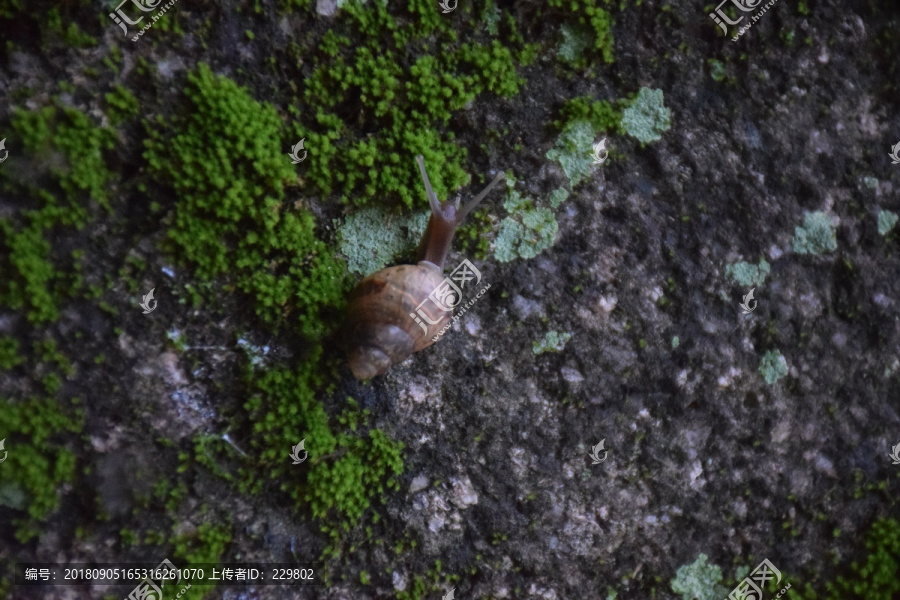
344 155 505 380
344 262 449 380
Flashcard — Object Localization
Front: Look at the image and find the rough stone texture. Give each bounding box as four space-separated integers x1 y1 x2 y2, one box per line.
3 0 900 599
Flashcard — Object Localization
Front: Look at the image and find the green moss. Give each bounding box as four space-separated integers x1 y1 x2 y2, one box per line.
12 103 117 209
725 258 770 287
792 211 837 255
335 206 429 276
759 349 788 384
105 85 141 125
0 337 23 370
877 210 898 236
553 96 625 135
0 220 59 323
144 63 350 338
621 87 672 144
785 518 900 600
0 103 106 318
533 330 573 354
549 0 614 64
0 397 82 541
242 358 403 531
170 521 232 600
298 2 525 209
670 554 728 600
43 8 97 49
825 517 900 598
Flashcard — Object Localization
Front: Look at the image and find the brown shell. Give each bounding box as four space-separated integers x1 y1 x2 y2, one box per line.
344 263 452 379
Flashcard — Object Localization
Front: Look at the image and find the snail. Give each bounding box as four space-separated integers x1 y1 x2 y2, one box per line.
344 155 505 380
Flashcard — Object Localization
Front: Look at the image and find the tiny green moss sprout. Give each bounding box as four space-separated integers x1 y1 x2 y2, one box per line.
621 87 672 144
105 85 141 125
725 258 770 287
759 349 788 384
792 211 837 255
670 554 728 600
533 330 573 354
877 210 898 236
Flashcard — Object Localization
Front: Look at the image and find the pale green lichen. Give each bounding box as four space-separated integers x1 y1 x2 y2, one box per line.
759 349 788 384
546 119 596 188
792 211 837 255
493 188 559 262
335 207 429 276
862 176 878 190
557 24 592 65
548 187 570 209
671 336 680 349
620 87 671 144
533 330 572 354
877 210 898 236
670 553 728 600
725 258 770 287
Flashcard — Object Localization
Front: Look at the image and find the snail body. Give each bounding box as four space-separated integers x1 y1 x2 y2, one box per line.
344 155 505 380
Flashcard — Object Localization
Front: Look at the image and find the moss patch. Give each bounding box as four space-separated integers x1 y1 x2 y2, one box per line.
0 397 82 542
144 63 350 339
